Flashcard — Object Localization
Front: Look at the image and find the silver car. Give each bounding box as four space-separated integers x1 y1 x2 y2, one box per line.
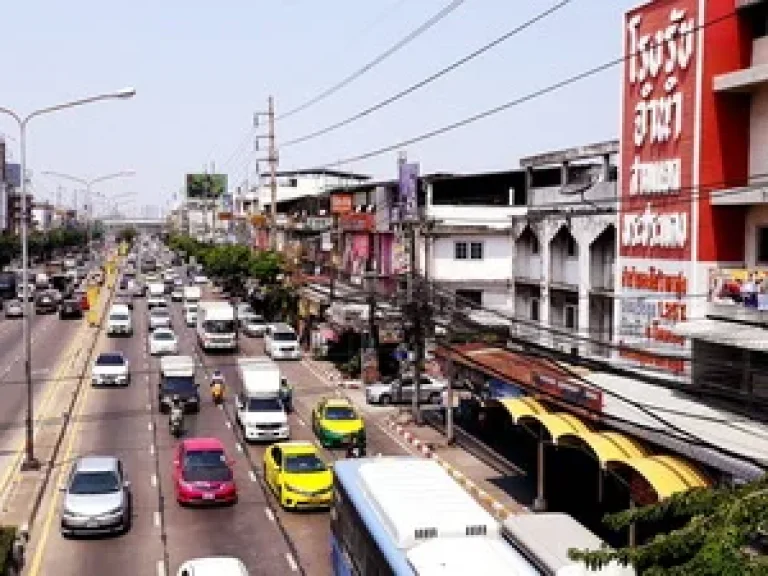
5 299 23 318
60 456 132 536
366 374 447 406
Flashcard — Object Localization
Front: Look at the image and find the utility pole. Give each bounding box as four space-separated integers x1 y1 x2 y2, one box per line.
366 215 378 384
268 96 278 250
210 161 217 242
329 214 337 303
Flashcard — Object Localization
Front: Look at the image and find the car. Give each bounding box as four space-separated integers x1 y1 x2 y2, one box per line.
240 314 267 337
173 438 237 506
148 306 172 331
59 298 83 319
92 351 131 386
366 374 446 406
5 299 23 318
149 328 179 356
311 398 365 448
17 284 35 301
171 287 184 302
59 455 132 536
173 278 184 288
193 274 209 285
263 441 332 510
176 557 249 576
114 295 133 311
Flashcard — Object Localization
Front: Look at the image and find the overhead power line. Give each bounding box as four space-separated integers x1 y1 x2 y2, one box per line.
308 8 738 170
277 0 468 122
282 0 574 148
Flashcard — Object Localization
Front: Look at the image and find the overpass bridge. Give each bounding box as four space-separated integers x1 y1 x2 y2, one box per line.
101 217 166 235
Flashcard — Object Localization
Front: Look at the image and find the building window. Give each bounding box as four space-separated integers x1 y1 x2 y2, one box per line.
470 242 483 260
531 299 540 322
565 305 577 330
456 289 482 307
566 235 577 258
757 227 768 264
531 235 540 255
454 242 468 260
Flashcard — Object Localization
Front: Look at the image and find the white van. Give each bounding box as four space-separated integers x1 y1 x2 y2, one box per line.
107 304 133 336
235 357 289 442
196 301 237 351
264 323 301 360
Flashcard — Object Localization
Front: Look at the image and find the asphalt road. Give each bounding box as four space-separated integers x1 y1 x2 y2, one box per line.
0 310 84 493
26 292 418 576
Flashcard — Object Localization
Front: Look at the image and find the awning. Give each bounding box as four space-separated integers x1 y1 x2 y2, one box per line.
569 430 648 468
521 411 591 442
613 455 711 500
672 318 768 353
499 397 547 423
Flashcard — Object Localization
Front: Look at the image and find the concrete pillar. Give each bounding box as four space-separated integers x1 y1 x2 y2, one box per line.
561 161 570 187
628 497 637 547
597 467 604 503
540 225 551 335
533 436 547 512
578 233 591 355
602 154 611 182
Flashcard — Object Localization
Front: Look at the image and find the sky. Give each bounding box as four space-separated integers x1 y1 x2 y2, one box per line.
0 0 638 217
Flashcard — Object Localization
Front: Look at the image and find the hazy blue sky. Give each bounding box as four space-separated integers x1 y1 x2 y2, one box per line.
0 0 637 216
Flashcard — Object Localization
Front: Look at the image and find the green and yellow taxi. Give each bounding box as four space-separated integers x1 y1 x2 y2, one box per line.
311 397 365 448
262 441 332 509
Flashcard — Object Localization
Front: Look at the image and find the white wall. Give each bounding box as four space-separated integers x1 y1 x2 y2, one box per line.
427 205 526 228
749 86 768 178
431 235 512 281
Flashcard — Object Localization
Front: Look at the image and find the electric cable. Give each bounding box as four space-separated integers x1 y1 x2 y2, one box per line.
278 0 468 121
281 0 574 148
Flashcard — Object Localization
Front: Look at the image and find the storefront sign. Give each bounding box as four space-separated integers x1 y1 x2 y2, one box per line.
250 214 267 226
331 194 353 214
709 268 768 311
618 0 699 373
378 325 403 344
338 213 374 232
306 216 333 231
533 373 604 413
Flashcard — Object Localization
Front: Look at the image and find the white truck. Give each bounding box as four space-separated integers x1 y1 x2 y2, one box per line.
196 301 237 352
147 282 166 308
235 357 289 442
183 285 201 304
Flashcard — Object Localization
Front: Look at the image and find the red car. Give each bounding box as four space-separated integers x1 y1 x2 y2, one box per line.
173 438 238 506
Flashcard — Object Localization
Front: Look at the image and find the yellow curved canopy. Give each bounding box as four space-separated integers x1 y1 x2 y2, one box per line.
564 430 648 468
521 411 591 442
499 397 547 423
617 455 710 499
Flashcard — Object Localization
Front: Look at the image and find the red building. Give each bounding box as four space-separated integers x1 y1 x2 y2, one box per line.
617 0 762 379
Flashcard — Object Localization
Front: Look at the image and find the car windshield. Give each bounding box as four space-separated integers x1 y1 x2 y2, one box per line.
324 406 356 420
69 470 120 495
203 320 235 333
161 377 195 394
284 454 327 474
153 332 175 341
247 397 282 412
96 353 125 366
110 314 129 322
183 450 232 482
273 332 296 342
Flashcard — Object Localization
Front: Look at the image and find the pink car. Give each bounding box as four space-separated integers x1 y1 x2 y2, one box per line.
173 438 238 506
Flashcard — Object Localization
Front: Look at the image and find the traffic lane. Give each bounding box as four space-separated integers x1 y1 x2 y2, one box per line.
158 313 298 575
31 328 162 576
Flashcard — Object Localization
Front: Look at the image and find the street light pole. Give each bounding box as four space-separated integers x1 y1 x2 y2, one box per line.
0 87 136 471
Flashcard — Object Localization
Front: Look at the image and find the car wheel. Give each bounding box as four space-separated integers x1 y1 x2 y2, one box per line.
122 509 132 533
379 394 392 406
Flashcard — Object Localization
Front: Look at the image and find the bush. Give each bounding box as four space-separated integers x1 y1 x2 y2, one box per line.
0 526 17 575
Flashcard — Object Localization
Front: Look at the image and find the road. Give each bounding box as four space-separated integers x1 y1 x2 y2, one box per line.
26 292 417 576
0 310 85 501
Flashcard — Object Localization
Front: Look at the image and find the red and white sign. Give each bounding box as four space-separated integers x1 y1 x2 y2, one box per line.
618 0 700 373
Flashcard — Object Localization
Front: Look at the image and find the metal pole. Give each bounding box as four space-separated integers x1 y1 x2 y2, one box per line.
20 122 38 471
268 96 278 250
446 355 455 444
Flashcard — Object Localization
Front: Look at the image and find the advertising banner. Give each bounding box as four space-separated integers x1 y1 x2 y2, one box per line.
4 163 20 188
186 173 227 199
617 0 699 373
330 194 353 214
398 162 419 221
338 213 374 232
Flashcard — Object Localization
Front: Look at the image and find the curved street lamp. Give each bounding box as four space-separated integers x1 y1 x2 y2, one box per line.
0 87 136 470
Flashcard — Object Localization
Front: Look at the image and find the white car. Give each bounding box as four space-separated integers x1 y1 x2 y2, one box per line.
240 315 267 337
91 352 130 386
148 307 172 331
264 324 301 360
171 288 184 302
147 293 167 308
149 328 178 356
176 557 249 576
193 275 209 285
185 306 198 327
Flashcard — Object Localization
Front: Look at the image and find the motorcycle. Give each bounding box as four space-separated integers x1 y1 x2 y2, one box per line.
211 380 224 405
169 407 184 438
346 441 367 459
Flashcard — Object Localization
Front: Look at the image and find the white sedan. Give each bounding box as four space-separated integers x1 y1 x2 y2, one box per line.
148 328 178 356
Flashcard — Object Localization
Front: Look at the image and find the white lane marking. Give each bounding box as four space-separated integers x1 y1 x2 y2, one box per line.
225 421 232 429
235 443 243 453
148 422 153 431
286 552 299 572
153 511 161 527
150 443 155 455
265 506 275 522
249 470 257 483
151 474 157 487
156 560 166 576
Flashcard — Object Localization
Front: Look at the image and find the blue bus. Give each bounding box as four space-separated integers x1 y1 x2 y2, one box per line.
330 456 540 576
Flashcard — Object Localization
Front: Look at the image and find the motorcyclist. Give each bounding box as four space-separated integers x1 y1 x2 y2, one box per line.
346 430 366 459
210 370 225 402
169 394 184 431
279 377 293 412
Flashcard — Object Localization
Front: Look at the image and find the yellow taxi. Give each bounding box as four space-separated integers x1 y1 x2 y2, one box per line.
262 441 333 510
311 397 365 448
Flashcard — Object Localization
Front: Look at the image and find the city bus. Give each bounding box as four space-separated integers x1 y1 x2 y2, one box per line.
330 457 540 576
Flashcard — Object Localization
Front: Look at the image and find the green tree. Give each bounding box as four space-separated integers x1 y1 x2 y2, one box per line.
202 244 253 294
116 227 138 246
250 250 283 285
570 477 768 575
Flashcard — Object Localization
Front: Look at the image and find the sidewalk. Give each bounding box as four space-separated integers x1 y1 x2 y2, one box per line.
301 357 529 520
